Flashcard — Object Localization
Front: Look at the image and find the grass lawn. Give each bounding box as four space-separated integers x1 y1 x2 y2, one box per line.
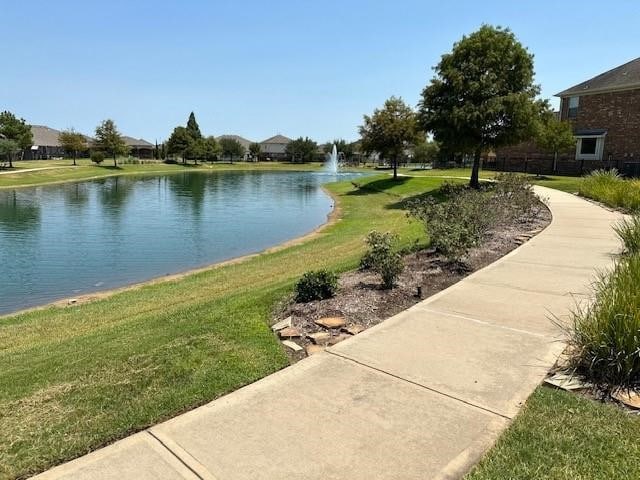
466 386 640 480
0 174 441 479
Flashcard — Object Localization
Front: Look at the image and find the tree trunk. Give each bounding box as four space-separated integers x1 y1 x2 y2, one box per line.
8 152 13 169
393 156 398 180
470 149 482 189
113 153 117 167
73 151 77 166
553 151 558 173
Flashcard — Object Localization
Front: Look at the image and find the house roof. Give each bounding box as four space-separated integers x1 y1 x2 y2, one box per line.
260 134 292 145
122 136 154 148
217 135 253 150
556 57 640 97
31 125 64 147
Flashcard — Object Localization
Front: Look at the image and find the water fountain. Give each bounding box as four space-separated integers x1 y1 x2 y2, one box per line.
325 144 338 174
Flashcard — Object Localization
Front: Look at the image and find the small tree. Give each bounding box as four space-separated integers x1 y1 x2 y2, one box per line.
359 96 419 179
166 126 192 163
535 112 575 172
413 140 440 167
186 111 202 140
58 129 88 166
0 139 20 168
249 142 261 161
418 25 544 188
94 119 128 167
219 137 245 163
0 111 33 167
203 136 220 162
286 137 318 163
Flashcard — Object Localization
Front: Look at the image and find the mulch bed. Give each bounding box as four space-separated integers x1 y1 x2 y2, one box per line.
272 204 552 363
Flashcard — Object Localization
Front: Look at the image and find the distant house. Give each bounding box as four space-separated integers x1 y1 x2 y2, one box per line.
217 135 254 160
556 57 640 163
260 134 292 160
25 125 78 160
122 136 154 159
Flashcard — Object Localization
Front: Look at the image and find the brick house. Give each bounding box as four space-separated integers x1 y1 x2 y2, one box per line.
556 57 640 164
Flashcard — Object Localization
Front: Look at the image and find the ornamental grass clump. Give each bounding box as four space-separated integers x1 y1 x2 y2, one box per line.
614 213 640 254
579 169 640 211
566 253 640 390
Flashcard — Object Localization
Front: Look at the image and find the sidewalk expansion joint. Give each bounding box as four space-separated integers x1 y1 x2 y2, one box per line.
467 279 589 298
146 431 205 480
326 350 512 421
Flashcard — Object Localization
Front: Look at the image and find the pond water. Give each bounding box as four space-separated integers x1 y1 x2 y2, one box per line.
0 170 362 315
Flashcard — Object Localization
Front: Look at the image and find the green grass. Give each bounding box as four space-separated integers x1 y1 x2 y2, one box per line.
466 386 640 480
0 174 442 479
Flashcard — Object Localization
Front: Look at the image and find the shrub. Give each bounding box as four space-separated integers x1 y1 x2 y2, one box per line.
90 151 105 165
361 231 404 289
614 214 640 254
579 169 640 211
295 270 338 302
566 253 640 390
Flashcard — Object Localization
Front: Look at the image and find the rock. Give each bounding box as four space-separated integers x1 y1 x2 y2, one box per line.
271 316 292 332
306 344 325 356
315 316 346 329
68 298 78 305
544 372 591 391
278 327 302 338
282 340 303 352
612 389 640 409
328 334 351 346
307 331 331 345
342 324 365 335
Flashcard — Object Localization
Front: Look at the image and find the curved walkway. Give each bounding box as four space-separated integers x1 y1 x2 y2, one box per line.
34 186 624 480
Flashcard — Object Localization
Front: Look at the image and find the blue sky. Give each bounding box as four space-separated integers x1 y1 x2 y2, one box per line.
1 1 638 143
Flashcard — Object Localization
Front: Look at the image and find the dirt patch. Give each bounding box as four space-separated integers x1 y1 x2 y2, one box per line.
273 204 552 363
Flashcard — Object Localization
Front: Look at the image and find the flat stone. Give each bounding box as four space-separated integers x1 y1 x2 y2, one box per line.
278 327 301 338
342 324 365 335
307 331 331 344
315 316 346 329
281 340 303 352
544 372 591 391
612 389 640 409
305 344 325 355
271 316 292 332
327 334 351 346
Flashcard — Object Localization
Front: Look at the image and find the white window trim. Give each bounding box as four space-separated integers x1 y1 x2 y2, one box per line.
575 134 606 161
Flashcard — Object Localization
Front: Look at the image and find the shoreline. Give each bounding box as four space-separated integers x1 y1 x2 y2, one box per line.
0 185 342 319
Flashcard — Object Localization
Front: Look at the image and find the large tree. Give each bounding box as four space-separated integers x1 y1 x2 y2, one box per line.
94 119 128 167
535 111 575 172
166 126 192 164
286 137 318 163
58 129 88 166
359 96 419 179
219 137 245 163
203 136 220 162
418 25 544 188
0 139 20 168
0 111 33 167
186 112 202 140
249 142 261 161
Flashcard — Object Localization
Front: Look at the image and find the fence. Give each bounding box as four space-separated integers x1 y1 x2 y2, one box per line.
485 155 640 177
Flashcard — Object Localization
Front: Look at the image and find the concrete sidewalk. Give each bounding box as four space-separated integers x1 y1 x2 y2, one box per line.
33 186 624 480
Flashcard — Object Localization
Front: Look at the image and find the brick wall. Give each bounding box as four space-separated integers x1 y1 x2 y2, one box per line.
561 88 640 160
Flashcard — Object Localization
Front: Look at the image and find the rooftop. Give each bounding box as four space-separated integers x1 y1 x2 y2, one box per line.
556 57 640 97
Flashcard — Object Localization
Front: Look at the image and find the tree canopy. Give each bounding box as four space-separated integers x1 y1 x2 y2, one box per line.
286 137 318 163
413 140 440 166
219 137 245 162
249 142 261 161
0 111 32 167
418 25 544 187
94 119 128 167
324 139 355 160
186 112 202 140
359 96 419 179
58 129 88 165
166 126 192 163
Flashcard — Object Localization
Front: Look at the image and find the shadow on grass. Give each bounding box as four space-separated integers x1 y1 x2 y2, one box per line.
346 177 410 196
386 189 446 210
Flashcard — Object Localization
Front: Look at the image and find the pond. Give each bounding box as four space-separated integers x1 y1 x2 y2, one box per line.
0 170 363 315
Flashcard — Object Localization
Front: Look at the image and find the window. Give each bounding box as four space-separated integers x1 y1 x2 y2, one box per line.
580 137 597 155
567 96 579 118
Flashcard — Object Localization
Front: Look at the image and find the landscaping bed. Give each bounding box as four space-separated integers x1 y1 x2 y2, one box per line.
273 189 551 361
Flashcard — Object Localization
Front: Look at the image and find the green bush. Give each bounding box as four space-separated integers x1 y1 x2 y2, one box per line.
295 270 338 302
614 214 640 254
90 151 105 165
362 231 404 289
566 253 640 390
579 169 640 211
408 174 540 261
